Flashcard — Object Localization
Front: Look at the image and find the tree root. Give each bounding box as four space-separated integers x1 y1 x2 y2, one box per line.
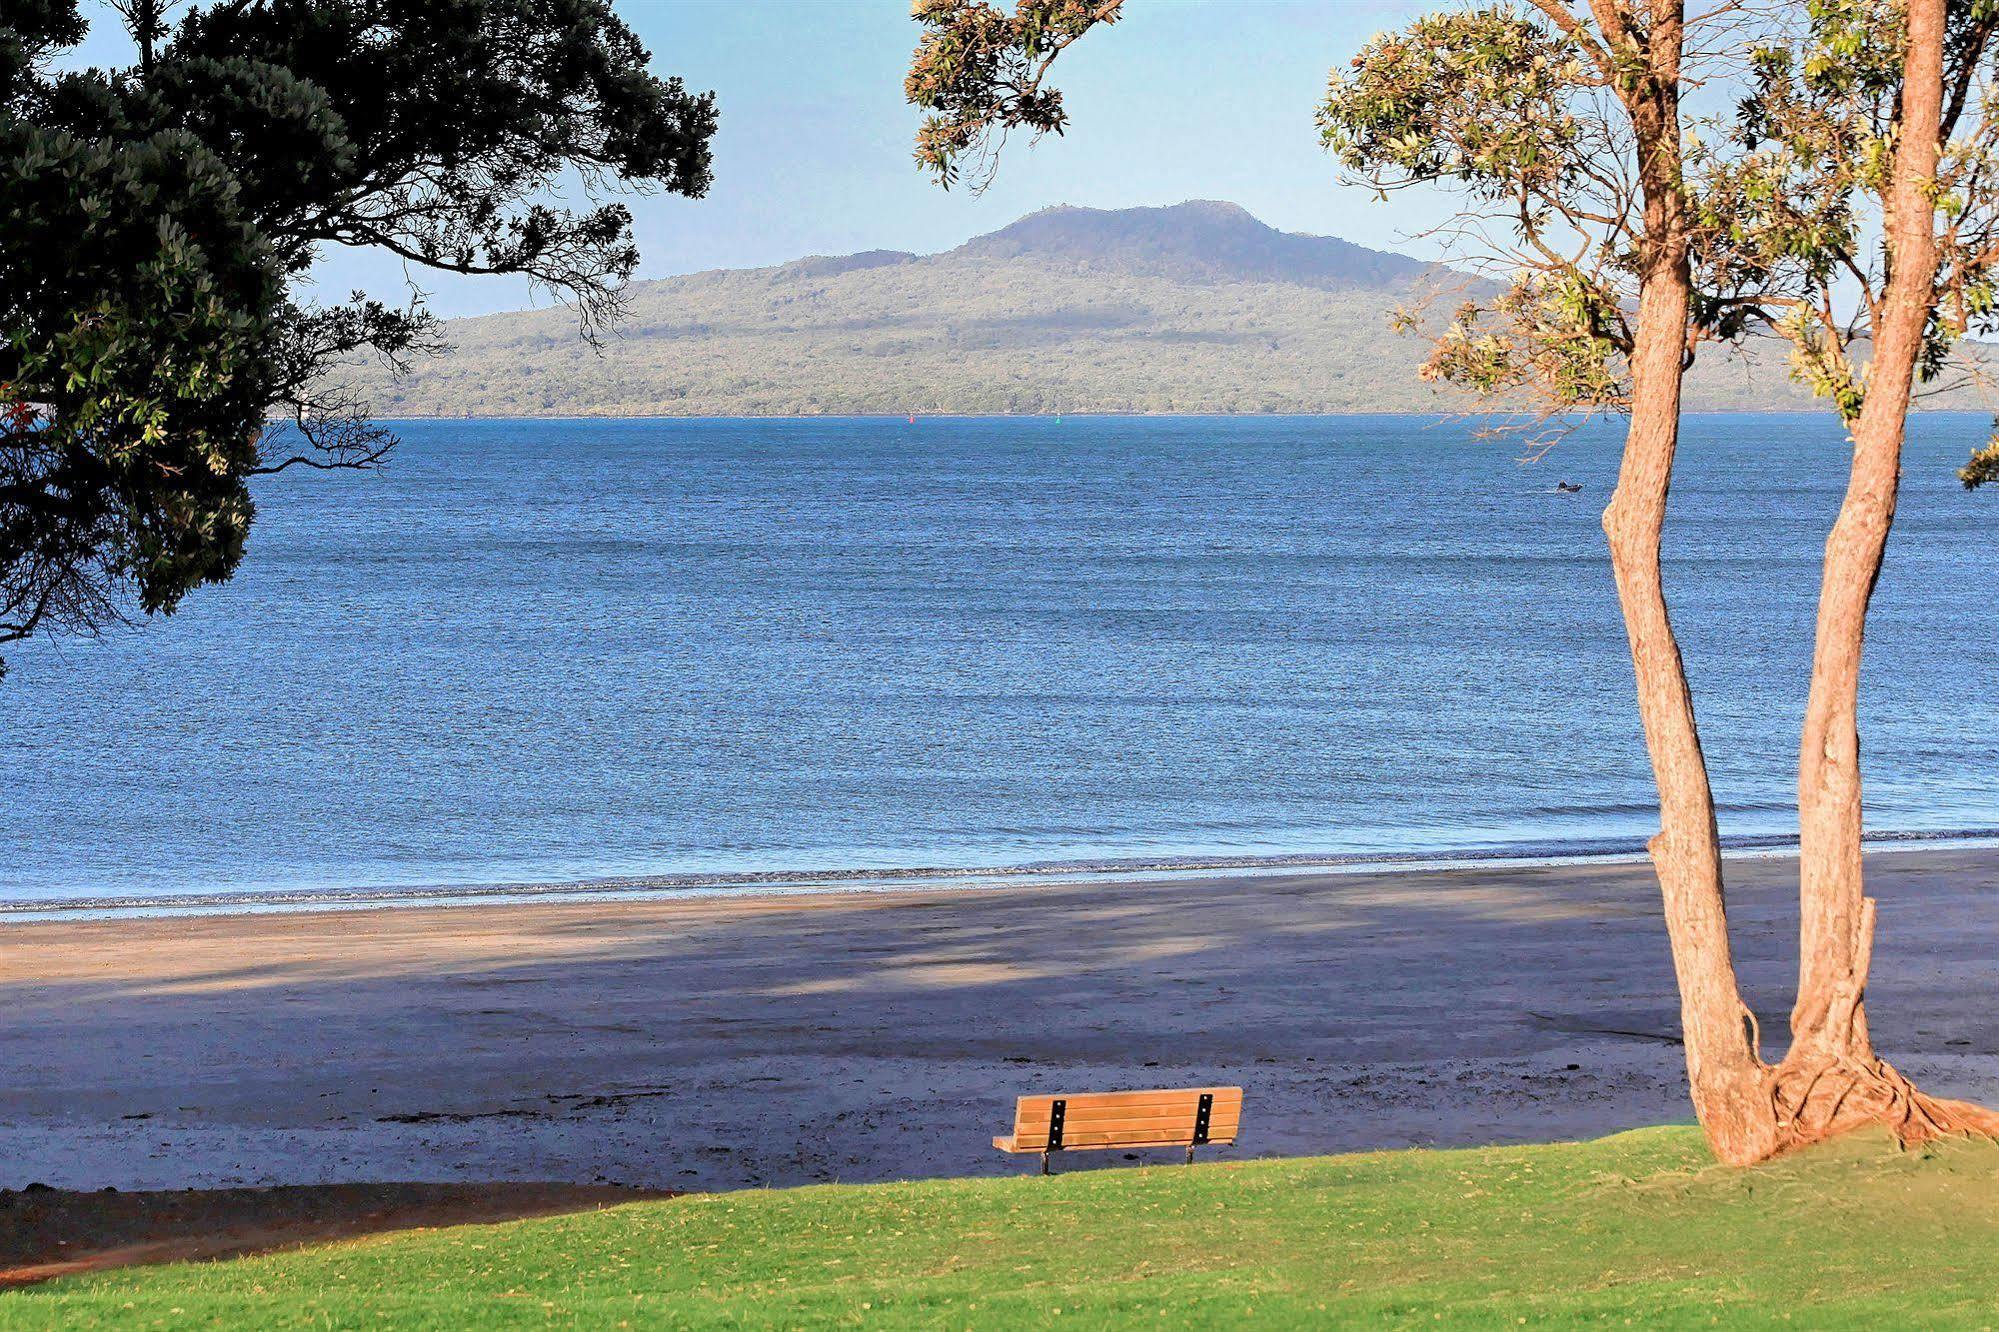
1764 1052 1999 1156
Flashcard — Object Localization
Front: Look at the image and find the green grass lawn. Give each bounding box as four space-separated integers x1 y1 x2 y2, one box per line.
6 1126 1999 1329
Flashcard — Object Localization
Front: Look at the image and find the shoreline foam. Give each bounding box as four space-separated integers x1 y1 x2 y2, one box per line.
9 823 1999 921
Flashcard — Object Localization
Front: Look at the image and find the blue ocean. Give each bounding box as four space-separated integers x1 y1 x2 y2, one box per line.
4 414 1996 910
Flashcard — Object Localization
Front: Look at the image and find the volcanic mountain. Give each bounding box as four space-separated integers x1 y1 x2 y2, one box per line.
341 200 1967 417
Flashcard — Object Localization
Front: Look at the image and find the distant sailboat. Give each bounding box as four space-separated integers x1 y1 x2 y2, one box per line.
907 411 915 424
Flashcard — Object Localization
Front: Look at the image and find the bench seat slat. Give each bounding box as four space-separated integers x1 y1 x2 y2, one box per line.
1056 1127 1238 1147
995 1126 1239 1152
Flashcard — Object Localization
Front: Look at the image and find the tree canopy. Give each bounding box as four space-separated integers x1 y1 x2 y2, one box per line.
1709 0 1999 487
1315 0 1999 479
906 0 1121 191
0 0 716 676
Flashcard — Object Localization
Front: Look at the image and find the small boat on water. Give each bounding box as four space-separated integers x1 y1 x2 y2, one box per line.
1555 481 1583 494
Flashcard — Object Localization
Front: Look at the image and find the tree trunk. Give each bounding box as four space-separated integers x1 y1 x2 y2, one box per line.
1600 0 1779 1166
1604 294 1777 1165
1773 0 1999 1146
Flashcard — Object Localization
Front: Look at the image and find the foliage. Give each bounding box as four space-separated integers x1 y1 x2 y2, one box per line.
1314 5 1778 429
1317 9 1594 204
1416 275 1627 406
11 1128 1999 1327
1964 429 1999 486
0 0 717 675
1 82 281 664
1319 0 1999 483
1702 0 1999 461
906 0 1122 190
1314 8 1654 419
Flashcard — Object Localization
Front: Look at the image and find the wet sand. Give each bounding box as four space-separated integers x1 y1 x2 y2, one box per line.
3 847 1996 1200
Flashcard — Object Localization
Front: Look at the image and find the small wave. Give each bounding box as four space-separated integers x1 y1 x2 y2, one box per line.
7 825 1999 920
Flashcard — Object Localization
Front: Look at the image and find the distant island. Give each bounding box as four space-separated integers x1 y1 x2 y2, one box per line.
338 201 1993 418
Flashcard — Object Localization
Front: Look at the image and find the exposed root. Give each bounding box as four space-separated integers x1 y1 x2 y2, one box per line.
1765 1052 1999 1157
1755 891 1999 1159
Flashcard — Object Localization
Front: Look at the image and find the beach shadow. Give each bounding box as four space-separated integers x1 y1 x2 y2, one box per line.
0 1180 666 1288
2 848 1993 1198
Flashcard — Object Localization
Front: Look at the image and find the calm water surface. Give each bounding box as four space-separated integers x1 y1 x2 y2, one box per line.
4 414 1996 908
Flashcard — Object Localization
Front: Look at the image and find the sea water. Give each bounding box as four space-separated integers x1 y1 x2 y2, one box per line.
4 414 1995 910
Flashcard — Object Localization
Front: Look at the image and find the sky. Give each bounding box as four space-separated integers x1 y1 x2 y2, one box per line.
75 0 1440 319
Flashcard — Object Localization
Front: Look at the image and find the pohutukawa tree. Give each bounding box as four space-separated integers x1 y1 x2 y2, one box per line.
909 0 1999 1163
1 0 717 678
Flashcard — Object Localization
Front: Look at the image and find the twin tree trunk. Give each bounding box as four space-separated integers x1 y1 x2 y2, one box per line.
1607 0 1997 1164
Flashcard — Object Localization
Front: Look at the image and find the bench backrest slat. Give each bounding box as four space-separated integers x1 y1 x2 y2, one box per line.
1007 1086 1242 1151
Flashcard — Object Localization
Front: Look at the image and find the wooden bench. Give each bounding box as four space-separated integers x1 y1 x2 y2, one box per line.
993 1086 1243 1172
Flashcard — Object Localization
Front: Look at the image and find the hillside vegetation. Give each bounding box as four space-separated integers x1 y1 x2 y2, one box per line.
9 1127 1999 1328
338 201 1974 418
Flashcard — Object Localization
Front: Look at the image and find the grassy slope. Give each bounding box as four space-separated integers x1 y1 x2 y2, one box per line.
6 1127 1999 1329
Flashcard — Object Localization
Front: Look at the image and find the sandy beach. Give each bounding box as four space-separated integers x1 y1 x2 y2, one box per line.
4 847 1997 1200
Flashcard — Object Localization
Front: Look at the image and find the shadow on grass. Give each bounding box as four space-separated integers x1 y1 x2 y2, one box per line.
0 1181 667 1288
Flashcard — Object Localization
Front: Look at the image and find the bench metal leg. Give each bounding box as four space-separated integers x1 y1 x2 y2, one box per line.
1186 1145 1195 1165
1040 1150 1051 1175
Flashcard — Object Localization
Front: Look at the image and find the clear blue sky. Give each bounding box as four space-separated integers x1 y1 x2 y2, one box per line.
79 1 1437 317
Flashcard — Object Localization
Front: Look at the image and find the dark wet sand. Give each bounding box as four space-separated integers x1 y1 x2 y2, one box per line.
3 847 1996 1200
